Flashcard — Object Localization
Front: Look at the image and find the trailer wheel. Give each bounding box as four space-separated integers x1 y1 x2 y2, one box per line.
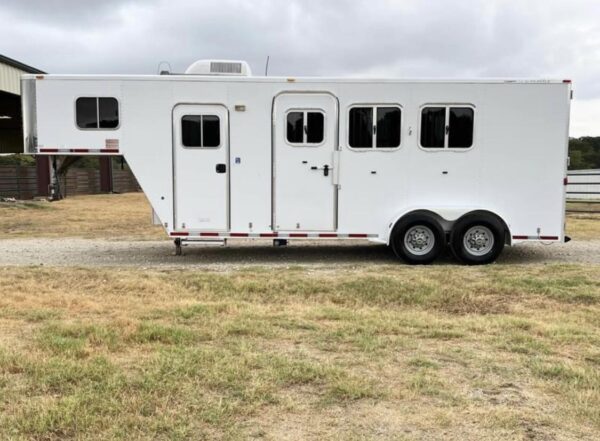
450 215 505 265
390 215 444 264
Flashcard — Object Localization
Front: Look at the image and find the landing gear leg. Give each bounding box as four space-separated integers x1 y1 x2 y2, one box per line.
174 238 182 256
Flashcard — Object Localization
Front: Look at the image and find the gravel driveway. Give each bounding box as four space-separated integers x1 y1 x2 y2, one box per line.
0 238 599 269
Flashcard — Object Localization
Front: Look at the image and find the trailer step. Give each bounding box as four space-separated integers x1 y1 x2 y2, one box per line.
174 237 227 255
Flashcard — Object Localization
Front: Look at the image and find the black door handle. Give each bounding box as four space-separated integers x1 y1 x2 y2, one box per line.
216 163 226 173
323 164 329 177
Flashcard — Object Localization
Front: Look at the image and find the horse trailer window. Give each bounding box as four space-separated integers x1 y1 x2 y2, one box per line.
448 107 474 148
421 106 474 149
182 116 202 147
76 98 97 129
181 115 220 148
98 98 119 128
286 111 324 145
376 107 401 148
306 112 324 143
349 106 401 149
202 115 220 147
349 107 373 148
420 107 445 148
76 97 119 129
286 112 304 143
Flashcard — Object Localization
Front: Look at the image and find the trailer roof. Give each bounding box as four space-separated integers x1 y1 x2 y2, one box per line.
22 73 570 85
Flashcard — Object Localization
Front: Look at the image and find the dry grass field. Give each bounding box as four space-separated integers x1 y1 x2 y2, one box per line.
0 194 599 440
0 193 164 240
1 193 600 241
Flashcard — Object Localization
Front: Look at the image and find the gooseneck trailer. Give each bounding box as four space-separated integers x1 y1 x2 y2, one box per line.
21 60 571 264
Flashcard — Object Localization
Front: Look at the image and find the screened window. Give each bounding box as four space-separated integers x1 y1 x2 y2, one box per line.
76 97 119 129
420 106 474 149
286 111 324 145
181 115 220 147
349 106 401 149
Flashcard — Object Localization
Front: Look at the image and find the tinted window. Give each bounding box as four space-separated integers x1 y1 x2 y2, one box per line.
182 115 201 147
421 107 445 148
202 115 220 147
448 107 474 148
306 112 324 143
98 98 119 128
349 107 373 148
376 107 401 148
76 98 98 129
286 112 303 143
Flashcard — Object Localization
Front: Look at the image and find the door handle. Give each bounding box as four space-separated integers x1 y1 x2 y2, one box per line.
215 163 227 173
310 165 330 177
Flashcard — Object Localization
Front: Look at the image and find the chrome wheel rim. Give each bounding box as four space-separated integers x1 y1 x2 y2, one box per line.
404 225 435 256
463 226 494 256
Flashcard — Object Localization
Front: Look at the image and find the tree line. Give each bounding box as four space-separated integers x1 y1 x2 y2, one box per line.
569 137 600 170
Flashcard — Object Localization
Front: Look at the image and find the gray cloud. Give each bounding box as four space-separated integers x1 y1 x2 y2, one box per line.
0 0 598 134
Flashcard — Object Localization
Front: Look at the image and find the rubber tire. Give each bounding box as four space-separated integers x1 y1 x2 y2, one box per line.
390 214 445 264
450 214 505 265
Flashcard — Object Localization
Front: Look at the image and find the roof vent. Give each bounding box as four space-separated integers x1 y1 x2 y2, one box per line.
185 59 252 76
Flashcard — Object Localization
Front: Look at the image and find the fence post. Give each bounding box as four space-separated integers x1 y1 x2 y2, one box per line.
99 157 113 193
36 156 51 197
15 162 21 200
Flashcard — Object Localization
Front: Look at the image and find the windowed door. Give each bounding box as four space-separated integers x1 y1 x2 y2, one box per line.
273 93 338 231
173 104 229 231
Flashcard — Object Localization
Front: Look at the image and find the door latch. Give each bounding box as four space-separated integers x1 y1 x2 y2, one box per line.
310 164 330 177
215 163 227 173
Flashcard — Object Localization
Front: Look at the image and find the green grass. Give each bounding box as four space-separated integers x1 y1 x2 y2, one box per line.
0 265 599 439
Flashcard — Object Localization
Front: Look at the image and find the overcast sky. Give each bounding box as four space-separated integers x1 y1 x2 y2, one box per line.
1 0 598 136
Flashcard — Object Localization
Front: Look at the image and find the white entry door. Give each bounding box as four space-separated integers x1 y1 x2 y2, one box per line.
173 104 229 231
273 93 338 231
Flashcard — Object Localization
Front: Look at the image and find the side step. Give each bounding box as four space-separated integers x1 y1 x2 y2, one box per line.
174 237 227 256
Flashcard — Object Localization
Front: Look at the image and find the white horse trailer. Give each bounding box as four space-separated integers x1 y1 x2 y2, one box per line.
20 60 572 264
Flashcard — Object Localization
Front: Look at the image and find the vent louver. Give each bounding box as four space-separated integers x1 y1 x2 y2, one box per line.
185 59 251 76
210 62 242 74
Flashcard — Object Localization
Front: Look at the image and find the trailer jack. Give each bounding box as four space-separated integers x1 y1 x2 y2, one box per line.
174 237 183 256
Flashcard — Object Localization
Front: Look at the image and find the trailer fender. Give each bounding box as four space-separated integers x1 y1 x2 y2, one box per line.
385 208 512 246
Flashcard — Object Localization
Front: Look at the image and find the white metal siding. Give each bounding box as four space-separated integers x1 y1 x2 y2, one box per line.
0 62 25 95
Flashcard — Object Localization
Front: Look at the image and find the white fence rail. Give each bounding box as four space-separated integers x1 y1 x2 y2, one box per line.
567 169 600 201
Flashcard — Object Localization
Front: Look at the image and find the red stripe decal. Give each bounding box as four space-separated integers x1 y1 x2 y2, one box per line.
289 233 308 237
40 148 59 153
230 233 248 237
200 232 220 237
540 236 559 241
318 233 337 238
512 235 528 240
103 149 119 153
170 232 189 237
71 149 89 153
349 233 368 238
260 233 278 237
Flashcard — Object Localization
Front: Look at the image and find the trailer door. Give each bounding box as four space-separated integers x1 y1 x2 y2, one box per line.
273 93 338 231
173 104 229 231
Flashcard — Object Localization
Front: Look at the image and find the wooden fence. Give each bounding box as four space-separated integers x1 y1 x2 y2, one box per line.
0 164 140 199
0 163 37 199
